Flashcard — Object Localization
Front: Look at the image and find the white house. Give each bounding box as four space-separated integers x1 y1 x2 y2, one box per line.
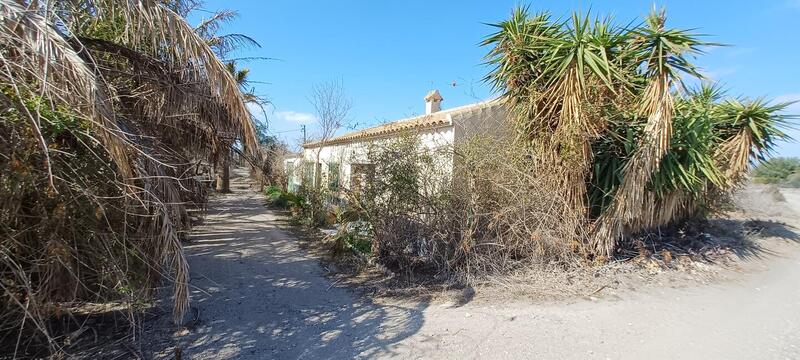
285 90 508 192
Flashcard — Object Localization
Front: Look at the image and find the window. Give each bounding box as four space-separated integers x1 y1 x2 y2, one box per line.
285 161 296 192
303 162 315 187
328 162 340 191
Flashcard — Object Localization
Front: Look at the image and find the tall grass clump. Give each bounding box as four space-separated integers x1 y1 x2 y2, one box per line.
0 0 259 356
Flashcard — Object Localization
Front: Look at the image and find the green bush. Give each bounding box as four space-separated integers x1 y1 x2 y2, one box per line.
264 186 288 208
265 185 283 196
753 158 800 184
333 221 373 256
296 186 331 227
264 185 306 209
784 173 800 188
265 184 328 226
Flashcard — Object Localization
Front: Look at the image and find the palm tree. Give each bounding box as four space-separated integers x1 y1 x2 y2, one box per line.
193 9 266 192
194 9 260 58
215 60 269 192
0 0 260 351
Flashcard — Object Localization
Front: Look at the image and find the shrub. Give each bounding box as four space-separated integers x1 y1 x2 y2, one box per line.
291 186 336 227
332 221 373 256
265 185 283 195
263 185 312 214
784 173 800 188
264 185 289 208
753 158 800 184
345 135 579 277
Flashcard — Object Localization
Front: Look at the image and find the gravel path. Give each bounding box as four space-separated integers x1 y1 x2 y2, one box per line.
153 172 423 359
152 171 800 359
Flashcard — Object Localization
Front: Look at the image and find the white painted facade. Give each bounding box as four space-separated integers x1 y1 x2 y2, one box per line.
285 91 508 193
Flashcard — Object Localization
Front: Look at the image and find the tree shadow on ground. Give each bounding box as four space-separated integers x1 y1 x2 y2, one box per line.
706 217 799 259
140 190 431 359
617 216 800 264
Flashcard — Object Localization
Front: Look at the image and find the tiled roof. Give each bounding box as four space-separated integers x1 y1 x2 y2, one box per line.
303 99 502 148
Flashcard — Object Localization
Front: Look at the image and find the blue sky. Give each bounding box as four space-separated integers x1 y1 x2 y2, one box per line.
195 1 800 156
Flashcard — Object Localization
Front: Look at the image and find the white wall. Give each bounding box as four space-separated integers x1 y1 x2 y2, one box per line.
297 100 508 193
451 100 509 144
302 125 455 191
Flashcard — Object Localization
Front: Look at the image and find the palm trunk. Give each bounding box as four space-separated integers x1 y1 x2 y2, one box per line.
216 158 230 193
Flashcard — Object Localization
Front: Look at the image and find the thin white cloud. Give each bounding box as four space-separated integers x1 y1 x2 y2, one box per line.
274 110 317 124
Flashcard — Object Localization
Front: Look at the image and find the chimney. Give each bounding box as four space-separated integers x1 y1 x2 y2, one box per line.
424 89 443 115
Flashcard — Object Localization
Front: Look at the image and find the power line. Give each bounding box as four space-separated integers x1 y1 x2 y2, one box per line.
271 128 302 134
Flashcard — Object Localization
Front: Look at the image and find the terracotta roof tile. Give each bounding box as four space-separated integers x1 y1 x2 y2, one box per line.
303 99 502 148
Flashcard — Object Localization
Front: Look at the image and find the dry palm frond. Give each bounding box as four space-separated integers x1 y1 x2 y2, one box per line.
1 0 262 354
100 0 260 156
592 10 705 256
713 98 793 188
0 0 134 182
716 129 753 186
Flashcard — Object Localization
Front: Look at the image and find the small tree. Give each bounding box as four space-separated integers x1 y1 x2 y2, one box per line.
308 79 353 188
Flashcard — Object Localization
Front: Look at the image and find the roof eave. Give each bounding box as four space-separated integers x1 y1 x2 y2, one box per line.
303 119 453 149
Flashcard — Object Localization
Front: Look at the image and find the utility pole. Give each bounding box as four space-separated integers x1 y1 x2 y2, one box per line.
301 124 306 144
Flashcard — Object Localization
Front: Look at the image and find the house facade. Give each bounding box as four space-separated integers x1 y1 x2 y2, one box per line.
285 90 508 193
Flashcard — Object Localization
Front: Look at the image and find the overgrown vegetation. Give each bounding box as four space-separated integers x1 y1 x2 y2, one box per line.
0 0 259 356
265 185 305 211
483 7 793 259
310 7 795 282
342 135 581 275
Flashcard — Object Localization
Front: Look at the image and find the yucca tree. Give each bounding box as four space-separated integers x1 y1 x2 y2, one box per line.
484 6 792 259
592 10 708 256
0 0 260 352
484 9 632 245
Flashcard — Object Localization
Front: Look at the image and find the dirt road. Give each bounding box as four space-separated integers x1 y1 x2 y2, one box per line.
151 172 800 359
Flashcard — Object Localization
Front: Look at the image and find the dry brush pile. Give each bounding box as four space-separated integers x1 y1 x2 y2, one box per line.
0 0 258 356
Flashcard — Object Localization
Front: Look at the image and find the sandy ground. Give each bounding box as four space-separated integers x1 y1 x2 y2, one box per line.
144 171 800 359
